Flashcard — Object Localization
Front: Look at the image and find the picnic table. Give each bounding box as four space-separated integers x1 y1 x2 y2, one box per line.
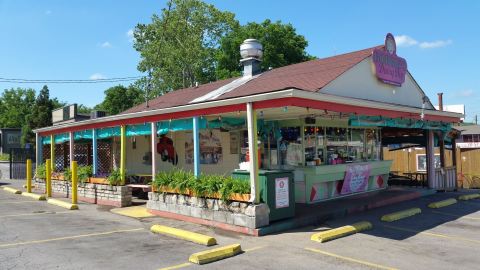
403 172 427 187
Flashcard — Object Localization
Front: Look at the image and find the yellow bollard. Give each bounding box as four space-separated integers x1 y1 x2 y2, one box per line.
71 161 78 204
26 159 32 193
46 159 52 197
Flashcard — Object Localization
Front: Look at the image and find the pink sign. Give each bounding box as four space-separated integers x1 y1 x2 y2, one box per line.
372 33 407 86
341 164 371 195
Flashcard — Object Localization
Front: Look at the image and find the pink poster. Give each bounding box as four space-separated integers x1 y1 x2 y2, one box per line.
341 164 371 195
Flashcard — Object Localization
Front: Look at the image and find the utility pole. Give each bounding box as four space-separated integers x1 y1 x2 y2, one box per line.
475 115 478 125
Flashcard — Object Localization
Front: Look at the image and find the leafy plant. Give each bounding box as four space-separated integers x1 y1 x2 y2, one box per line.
0 153 9 161
36 163 46 179
78 165 93 183
63 168 72 182
107 169 123 186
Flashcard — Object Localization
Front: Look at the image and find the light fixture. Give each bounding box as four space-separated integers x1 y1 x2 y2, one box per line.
283 106 288 112
260 111 264 117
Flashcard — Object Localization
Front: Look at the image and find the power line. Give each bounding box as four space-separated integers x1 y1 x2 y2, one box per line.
0 76 143 84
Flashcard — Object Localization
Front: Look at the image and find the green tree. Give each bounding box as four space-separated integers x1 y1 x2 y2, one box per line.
0 88 36 128
216 19 314 79
95 85 144 115
23 85 55 145
133 0 237 94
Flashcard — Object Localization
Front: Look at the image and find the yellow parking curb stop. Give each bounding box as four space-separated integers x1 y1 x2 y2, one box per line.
428 198 457 208
381 208 421 222
150 225 216 246
189 244 242 265
311 221 373 243
21 192 46 201
458 194 480 201
2 186 22 194
47 198 78 210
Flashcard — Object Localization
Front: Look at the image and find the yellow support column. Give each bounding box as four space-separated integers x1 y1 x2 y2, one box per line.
46 159 52 197
26 159 32 193
50 134 55 172
120 125 126 185
71 161 78 204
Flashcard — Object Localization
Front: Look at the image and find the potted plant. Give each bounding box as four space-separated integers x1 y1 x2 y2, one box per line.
78 165 92 184
107 169 123 186
35 163 46 180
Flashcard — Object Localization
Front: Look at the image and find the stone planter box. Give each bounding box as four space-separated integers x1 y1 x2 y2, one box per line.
147 192 269 233
35 179 132 207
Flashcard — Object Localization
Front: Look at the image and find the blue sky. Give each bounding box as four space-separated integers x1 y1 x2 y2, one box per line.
0 1 478 121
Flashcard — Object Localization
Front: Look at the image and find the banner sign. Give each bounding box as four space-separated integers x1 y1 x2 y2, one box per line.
275 177 289 208
341 164 371 195
372 33 407 86
457 142 480 149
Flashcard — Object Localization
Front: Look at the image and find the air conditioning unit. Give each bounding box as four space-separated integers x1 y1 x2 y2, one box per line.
90 110 107 119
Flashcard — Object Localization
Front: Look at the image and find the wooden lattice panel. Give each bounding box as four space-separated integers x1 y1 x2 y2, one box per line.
54 143 66 172
74 143 91 167
42 145 51 164
97 141 112 175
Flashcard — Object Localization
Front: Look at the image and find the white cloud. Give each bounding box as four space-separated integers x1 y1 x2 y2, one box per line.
455 89 475 98
45 10 52 15
100 41 112 48
419 39 453 49
395 35 418 47
394 34 452 49
89 73 107 80
126 29 135 42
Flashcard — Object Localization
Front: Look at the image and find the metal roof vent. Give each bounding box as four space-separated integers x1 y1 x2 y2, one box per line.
240 39 263 77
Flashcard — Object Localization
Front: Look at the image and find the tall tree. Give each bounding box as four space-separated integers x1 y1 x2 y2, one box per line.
133 0 237 94
95 85 144 115
0 88 36 128
23 85 55 145
216 19 314 79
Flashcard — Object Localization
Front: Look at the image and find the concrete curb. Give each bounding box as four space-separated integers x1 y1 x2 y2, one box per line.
428 198 457 209
150 224 216 246
2 186 22 194
458 194 480 201
21 192 46 201
47 198 79 210
381 208 421 222
311 221 373 243
188 244 242 265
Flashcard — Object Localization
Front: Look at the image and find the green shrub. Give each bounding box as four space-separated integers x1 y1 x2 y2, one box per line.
36 163 46 179
63 168 72 181
0 153 9 161
107 169 123 186
152 169 250 202
78 165 93 183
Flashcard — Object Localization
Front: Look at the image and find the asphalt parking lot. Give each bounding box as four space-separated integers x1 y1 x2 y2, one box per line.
1 179 480 270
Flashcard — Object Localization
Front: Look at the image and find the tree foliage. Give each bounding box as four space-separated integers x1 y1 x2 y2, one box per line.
94 85 144 115
133 0 237 94
216 19 314 79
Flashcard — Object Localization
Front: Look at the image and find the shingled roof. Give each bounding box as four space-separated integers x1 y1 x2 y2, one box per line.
122 45 382 114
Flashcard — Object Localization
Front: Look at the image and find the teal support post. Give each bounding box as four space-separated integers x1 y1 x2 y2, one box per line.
193 117 201 178
36 133 43 165
92 129 98 176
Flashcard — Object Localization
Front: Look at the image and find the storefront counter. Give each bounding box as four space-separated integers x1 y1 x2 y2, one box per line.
294 160 392 204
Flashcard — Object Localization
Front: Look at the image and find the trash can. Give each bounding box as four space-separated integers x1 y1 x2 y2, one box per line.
232 170 295 222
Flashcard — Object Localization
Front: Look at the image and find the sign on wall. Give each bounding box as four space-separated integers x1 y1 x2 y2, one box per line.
372 33 407 86
185 130 223 164
6 133 20 145
341 164 371 195
416 154 441 171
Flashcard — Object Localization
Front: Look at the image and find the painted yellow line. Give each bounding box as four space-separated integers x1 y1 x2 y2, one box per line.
2 187 22 194
381 208 421 222
383 224 480 244
0 228 144 248
305 247 398 270
458 193 480 201
311 221 372 243
0 200 41 204
189 244 242 265
244 246 266 252
431 210 480 220
158 263 192 270
151 225 216 246
0 210 72 218
47 198 78 210
428 198 457 209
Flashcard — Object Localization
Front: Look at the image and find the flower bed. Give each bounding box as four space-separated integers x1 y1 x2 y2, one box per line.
152 169 251 202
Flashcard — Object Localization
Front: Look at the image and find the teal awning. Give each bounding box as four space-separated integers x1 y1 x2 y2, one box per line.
74 130 93 140
349 116 452 132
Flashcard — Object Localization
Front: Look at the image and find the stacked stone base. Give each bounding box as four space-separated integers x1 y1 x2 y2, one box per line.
35 179 132 207
147 192 270 234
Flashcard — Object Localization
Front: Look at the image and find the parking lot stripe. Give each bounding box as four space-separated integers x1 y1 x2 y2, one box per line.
382 224 480 244
431 210 480 220
244 246 266 252
0 210 72 218
0 200 40 204
158 262 192 270
0 228 144 248
305 247 398 270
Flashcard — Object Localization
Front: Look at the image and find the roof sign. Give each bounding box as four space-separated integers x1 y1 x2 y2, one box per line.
372 33 407 86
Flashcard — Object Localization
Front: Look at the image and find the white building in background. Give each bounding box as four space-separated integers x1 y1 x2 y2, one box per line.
435 104 465 121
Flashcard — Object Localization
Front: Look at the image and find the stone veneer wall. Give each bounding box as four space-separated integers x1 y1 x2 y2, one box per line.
35 179 132 207
147 192 270 230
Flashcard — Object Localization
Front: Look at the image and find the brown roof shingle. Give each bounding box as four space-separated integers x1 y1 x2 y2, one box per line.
122 45 381 114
